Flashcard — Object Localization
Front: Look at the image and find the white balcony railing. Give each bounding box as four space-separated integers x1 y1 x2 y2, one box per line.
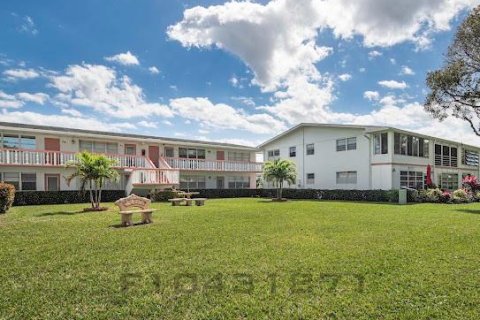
163 157 262 172
130 169 180 185
0 148 150 169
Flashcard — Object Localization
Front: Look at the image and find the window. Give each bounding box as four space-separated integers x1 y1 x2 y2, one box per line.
45 174 60 191
289 146 296 157
336 171 357 184
2 172 19 189
228 176 250 189
228 151 250 161
306 144 314 155
434 144 458 167
164 147 174 158
79 140 118 154
400 171 424 189
394 133 429 158
463 149 479 167
440 173 458 190
373 133 388 154
179 148 206 159
336 139 346 152
306 173 315 184
347 137 357 150
21 173 36 191
180 175 207 189
337 137 357 152
124 144 136 155
1 134 36 149
267 149 280 159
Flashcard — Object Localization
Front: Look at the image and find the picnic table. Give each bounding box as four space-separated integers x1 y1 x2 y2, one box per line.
176 191 200 199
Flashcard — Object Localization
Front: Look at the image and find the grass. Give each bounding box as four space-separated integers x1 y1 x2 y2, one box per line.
1 199 480 319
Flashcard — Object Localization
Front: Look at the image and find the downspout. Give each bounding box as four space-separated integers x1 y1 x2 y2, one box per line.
364 133 372 190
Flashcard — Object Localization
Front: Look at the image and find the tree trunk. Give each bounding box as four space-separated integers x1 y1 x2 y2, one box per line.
98 179 103 208
279 181 283 200
89 180 94 208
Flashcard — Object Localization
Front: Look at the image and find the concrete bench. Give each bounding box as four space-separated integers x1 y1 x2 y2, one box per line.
168 198 186 206
192 198 207 206
115 194 156 227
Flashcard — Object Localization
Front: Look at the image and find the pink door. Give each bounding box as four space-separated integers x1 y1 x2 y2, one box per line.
44 138 60 165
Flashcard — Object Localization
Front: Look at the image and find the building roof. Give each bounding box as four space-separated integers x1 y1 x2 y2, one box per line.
0 122 258 151
257 123 386 148
258 122 480 150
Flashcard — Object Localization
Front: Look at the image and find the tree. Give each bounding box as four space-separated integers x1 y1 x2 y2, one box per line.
263 159 297 200
66 151 119 209
424 6 480 134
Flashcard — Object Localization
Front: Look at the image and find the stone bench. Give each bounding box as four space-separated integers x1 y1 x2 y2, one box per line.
115 194 156 227
192 198 207 206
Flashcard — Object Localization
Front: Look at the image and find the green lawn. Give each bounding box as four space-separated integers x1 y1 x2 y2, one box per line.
1 199 480 319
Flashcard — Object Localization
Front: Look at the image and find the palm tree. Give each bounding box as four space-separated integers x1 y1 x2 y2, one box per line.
66 151 119 209
263 159 297 200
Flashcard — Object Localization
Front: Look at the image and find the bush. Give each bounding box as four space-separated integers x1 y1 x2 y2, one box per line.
150 189 179 202
452 189 469 203
13 190 125 206
180 189 413 203
0 183 16 213
424 188 443 202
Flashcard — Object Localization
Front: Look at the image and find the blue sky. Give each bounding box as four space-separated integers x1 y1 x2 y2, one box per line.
0 0 479 146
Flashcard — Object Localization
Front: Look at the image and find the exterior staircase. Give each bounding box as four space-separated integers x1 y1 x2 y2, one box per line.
125 157 180 195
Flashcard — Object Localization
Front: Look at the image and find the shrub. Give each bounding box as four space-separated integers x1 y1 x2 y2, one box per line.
13 190 125 206
0 183 16 213
425 188 443 202
452 189 470 203
150 189 178 202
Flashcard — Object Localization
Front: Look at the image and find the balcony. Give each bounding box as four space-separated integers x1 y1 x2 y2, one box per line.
163 157 262 172
0 148 152 169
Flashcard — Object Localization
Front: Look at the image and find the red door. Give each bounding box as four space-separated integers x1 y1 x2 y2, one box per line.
148 146 160 168
44 138 60 165
216 150 225 161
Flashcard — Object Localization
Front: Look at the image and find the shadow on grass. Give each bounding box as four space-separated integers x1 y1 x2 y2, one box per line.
256 198 419 206
109 222 151 229
35 210 85 217
455 209 480 215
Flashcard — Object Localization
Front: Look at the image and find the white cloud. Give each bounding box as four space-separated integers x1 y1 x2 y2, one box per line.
378 80 408 89
229 75 240 88
148 66 160 74
18 16 38 35
363 91 380 101
3 68 40 80
162 120 173 126
400 66 415 75
50 64 173 119
338 73 352 82
61 108 83 117
138 120 158 128
168 0 333 92
0 110 134 132
0 91 24 108
359 67 366 73
319 0 477 49
390 58 396 64
170 97 286 134
16 92 49 105
104 51 140 66
368 50 382 59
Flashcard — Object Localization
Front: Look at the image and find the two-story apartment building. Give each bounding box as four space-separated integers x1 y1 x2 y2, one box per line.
259 123 480 190
0 122 261 194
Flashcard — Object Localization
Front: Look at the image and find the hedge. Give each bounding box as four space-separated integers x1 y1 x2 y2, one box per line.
0 183 16 213
151 188 416 203
13 190 126 206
